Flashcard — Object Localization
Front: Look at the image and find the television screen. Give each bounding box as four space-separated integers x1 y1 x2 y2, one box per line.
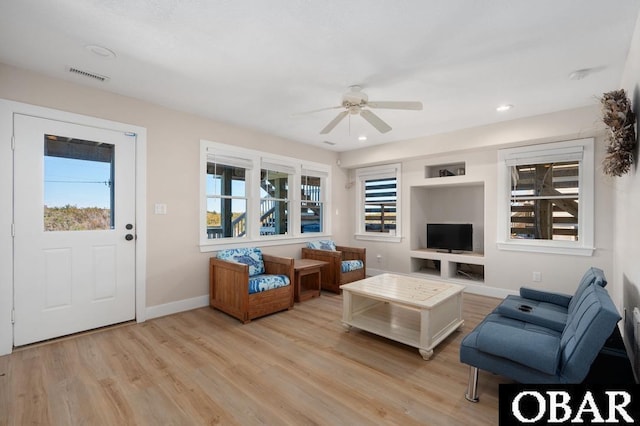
427 223 473 253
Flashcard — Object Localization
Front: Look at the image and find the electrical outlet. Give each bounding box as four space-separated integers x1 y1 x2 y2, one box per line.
532 271 541 282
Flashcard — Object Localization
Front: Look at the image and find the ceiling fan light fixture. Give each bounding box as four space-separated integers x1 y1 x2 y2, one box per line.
496 104 513 112
297 86 422 135
568 68 592 80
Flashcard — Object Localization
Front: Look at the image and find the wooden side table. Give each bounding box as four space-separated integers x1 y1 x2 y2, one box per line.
293 259 328 302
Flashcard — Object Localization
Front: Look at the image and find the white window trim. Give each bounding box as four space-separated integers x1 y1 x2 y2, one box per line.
496 138 595 256
354 163 402 243
200 140 331 251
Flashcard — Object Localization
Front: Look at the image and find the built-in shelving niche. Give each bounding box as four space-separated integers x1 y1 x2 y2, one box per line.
410 250 485 283
410 174 485 284
425 162 466 179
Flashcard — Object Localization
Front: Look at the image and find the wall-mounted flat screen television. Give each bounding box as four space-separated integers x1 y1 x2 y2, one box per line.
427 223 473 253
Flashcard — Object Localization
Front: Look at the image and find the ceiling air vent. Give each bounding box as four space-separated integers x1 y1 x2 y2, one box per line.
68 67 110 82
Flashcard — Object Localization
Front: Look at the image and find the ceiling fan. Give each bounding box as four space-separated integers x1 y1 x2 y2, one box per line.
297 85 423 134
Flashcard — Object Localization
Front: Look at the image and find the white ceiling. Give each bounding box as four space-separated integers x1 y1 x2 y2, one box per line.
1 1 639 152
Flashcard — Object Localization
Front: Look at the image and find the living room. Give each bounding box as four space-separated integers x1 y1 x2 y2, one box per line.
1 1 640 423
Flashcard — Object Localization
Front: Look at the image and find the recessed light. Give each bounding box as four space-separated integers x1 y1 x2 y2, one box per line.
496 104 513 112
85 44 116 59
358 135 367 141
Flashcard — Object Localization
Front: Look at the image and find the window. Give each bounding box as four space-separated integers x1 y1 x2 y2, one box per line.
260 161 294 236
497 139 594 256
200 140 331 250
44 135 114 231
355 163 401 242
300 170 326 234
205 155 250 239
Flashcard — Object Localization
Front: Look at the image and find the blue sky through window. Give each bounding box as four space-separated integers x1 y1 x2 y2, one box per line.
44 156 112 208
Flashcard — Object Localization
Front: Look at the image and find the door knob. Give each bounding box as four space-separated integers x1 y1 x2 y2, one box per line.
125 234 134 241
126 223 134 230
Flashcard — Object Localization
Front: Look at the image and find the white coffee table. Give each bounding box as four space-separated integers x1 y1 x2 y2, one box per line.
340 273 464 360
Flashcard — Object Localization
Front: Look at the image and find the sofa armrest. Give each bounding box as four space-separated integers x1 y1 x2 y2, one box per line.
476 322 561 375
336 246 366 262
209 257 250 312
520 287 572 307
210 257 249 274
302 247 341 262
263 254 294 280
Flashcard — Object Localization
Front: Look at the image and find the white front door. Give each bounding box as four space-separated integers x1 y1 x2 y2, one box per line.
13 114 136 346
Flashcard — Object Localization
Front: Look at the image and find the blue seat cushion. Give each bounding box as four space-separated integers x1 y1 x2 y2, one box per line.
217 247 265 276
476 321 561 375
341 260 364 273
307 240 337 251
248 274 290 294
460 312 563 383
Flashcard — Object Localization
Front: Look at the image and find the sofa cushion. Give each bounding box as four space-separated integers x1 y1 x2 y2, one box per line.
497 295 568 332
460 312 563 383
307 240 337 251
217 247 265 277
567 267 607 313
560 285 621 382
475 320 561 375
248 274 290 294
341 260 364 273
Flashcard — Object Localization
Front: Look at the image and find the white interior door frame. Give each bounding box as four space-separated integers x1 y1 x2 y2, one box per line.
0 99 147 355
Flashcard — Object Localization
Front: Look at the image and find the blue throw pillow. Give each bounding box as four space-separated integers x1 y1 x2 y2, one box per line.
217 247 265 276
307 240 336 251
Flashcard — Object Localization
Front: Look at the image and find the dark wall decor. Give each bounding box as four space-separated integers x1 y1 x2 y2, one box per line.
600 89 637 176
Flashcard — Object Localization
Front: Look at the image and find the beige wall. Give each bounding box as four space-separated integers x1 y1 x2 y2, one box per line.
339 105 603 169
0 62 345 309
617 11 640 348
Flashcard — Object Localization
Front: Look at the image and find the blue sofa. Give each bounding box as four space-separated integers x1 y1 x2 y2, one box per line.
460 269 621 402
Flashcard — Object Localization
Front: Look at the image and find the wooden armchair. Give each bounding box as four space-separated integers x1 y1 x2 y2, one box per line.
301 240 366 293
209 248 294 323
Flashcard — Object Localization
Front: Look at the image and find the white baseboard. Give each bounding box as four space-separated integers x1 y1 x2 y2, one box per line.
366 268 386 276
145 295 209 320
143 271 515 321
462 282 516 299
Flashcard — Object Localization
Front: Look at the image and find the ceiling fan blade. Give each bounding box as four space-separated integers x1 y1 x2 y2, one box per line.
291 105 343 116
360 109 392 133
367 101 423 110
320 110 349 134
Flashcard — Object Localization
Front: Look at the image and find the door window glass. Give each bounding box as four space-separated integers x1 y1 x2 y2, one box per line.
44 135 114 231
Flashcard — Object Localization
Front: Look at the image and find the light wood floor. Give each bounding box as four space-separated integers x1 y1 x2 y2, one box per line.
0 292 507 425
